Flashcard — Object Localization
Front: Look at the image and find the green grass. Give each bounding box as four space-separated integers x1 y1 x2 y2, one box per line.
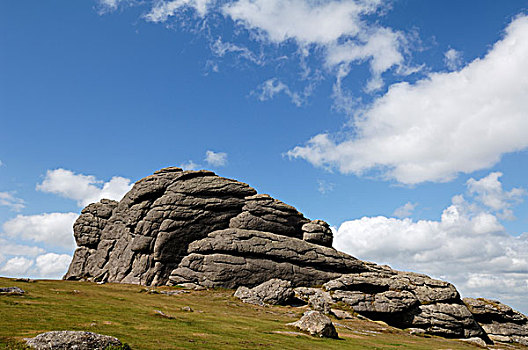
0 277 524 349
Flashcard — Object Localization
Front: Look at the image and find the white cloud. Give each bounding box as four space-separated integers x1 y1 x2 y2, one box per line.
0 257 33 277
205 150 228 167
36 168 133 207
35 253 72 278
180 160 200 170
288 15 528 184
444 48 462 70
0 238 45 257
223 0 378 45
223 0 406 90
0 253 73 279
0 192 25 212
145 0 213 22
210 37 264 65
2 212 78 250
334 172 528 313
393 201 417 218
254 78 313 107
466 172 525 220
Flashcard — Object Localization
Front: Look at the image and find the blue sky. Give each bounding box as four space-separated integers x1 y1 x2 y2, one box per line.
1 1 527 313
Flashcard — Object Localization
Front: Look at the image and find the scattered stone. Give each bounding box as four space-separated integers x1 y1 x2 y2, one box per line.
14 278 34 283
408 328 427 336
176 283 206 291
234 279 294 306
154 310 175 319
160 290 189 296
287 310 339 338
464 297 528 345
181 306 193 312
330 309 355 320
0 287 25 295
459 337 487 347
25 331 123 350
294 287 333 314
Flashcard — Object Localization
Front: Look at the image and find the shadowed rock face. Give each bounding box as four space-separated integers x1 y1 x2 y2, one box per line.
65 167 513 342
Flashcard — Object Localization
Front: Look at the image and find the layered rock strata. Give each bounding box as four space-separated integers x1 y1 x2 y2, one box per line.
65 167 523 343
464 298 528 345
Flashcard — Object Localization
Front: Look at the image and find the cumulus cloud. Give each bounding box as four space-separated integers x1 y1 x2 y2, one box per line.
37 168 133 207
466 172 525 220
0 238 45 257
444 48 462 70
0 192 25 212
205 150 228 167
0 253 72 279
393 201 417 218
35 253 72 278
288 15 528 184
334 172 528 313
2 212 78 250
0 257 33 277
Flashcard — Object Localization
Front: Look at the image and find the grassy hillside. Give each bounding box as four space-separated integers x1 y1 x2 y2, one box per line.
0 277 524 350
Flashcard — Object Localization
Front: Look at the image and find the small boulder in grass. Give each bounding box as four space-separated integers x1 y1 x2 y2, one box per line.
0 287 25 295
25 331 126 349
287 310 339 338
234 279 294 306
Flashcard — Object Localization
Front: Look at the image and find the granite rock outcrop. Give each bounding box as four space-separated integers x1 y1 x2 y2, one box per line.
464 298 528 345
64 167 527 344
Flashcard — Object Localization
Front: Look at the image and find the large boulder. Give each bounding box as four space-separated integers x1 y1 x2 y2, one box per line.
464 297 528 345
324 271 488 340
25 331 124 350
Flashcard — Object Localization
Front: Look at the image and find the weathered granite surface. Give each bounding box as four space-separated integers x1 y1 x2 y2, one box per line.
464 297 528 345
234 279 294 306
64 167 522 343
25 331 123 350
287 310 338 338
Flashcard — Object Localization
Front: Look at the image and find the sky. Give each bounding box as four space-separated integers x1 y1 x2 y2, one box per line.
1 1 527 313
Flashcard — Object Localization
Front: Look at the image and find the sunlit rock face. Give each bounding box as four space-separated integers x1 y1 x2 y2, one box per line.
65 167 499 342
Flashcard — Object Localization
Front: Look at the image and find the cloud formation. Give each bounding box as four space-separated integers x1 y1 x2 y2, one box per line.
2 212 78 250
0 253 72 279
444 48 462 70
288 15 528 184
393 201 417 218
37 168 133 207
102 0 410 98
0 192 25 212
334 172 528 312
205 150 228 167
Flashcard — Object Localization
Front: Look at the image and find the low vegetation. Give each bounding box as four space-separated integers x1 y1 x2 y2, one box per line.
0 277 524 349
